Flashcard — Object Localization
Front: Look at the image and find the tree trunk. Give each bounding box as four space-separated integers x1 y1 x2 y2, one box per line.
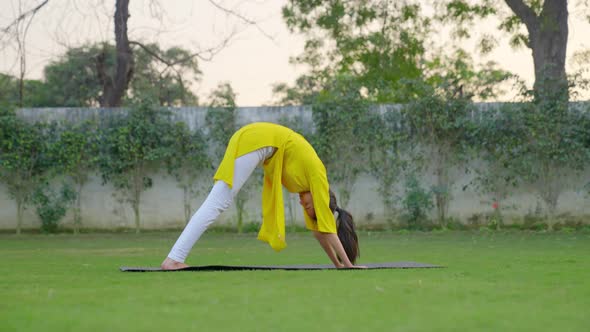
133 198 141 234
134 178 142 234
18 65 24 107
183 186 191 224
539 164 560 218
504 0 569 102
531 0 568 102
235 193 245 233
435 166 448 226
98 0 134 107
74 182 83 234
16 198 24 235
433 147 450 226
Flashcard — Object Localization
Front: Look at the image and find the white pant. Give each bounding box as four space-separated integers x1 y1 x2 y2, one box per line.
167 147 276 262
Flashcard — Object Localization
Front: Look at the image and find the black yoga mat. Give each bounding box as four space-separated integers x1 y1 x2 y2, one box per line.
120 261 443 272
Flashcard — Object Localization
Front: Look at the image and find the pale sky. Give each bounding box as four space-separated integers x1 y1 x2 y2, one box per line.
1 0 588 106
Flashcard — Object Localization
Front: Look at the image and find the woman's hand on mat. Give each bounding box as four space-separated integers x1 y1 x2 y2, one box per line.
340 264 367 269
161 257 189 270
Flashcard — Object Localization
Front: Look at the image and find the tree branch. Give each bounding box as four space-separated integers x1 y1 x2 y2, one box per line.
2 0 50 34
207 0 275 41
503 0 538 32
129 29 235 68
129 41 171 66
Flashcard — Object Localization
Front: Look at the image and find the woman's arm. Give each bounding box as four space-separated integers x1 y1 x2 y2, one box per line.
313 231 357 268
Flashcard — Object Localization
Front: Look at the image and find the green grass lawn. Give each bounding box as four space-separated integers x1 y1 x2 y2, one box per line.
1 230 589 332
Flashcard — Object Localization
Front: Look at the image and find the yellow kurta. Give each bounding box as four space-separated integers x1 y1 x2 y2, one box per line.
213 122 336 251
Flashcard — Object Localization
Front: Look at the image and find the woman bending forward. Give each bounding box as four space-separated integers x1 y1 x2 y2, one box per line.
162 122 362 269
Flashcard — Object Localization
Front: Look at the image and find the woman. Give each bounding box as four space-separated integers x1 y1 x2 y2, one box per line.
162 122 361 269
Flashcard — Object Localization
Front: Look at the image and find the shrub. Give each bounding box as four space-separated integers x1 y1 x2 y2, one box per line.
446 217 469 231
486 212 503 230
32 183 76 233
552 216 584 231
242 221 261 233
521 213 549 231
400 175 434 230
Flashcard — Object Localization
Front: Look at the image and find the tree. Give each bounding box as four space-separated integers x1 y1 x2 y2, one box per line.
0 0 50 107
439 0 589 103
163 122 211 223
311 74 369 207
99 98 171 232
437 1 590 218
401 81 475 226
205 82 252 232
130 44 201 106
31 181 76 233
206 82 238 161
399 51 511 225
479 98 590 218
0 73 53 108
0 113 50 234
504 0 568 100
281 1 430 104
95 0 133 107
41 42 201 107
42 44 105 107
470 104 522 218
51 121 101 233
366 106 409 224
282 0 590 104
3 0 267 108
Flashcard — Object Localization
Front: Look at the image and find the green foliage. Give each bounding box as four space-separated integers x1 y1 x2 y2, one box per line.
281 0 429 104
0 73 54 108
0 110 99 234
43 44 106 106
552 215 587 232
401 78 476 225
15 42 202 107
400 175 434 230
366 106 408 221
400 50 512 225
130 43 201 106
522 216 549 231
0 114 51 234
205 82 253 232
32 182 76 233
99 98 173 232
205 82 238 163
437 0 574 107
163 121 211 222
473 74 590 217
277 0 518 224
50 120 101 233
526 99 587 213
0 74 19 108
470 103 523 208
424 49 515 100
437 0 531 49
311 74 369 206
271 71 327 106
51 120 101 181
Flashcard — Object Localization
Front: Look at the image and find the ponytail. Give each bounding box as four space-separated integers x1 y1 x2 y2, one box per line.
329 191 360 264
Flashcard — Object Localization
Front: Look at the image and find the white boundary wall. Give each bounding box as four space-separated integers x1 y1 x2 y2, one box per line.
1 105 588 231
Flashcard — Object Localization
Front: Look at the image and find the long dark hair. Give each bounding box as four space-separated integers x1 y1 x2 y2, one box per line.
329 190 360 264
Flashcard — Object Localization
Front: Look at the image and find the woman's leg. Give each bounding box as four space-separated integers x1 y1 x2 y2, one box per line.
162 147 275 269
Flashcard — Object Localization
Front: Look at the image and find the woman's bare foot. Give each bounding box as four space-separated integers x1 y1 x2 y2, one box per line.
161 257 189 270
